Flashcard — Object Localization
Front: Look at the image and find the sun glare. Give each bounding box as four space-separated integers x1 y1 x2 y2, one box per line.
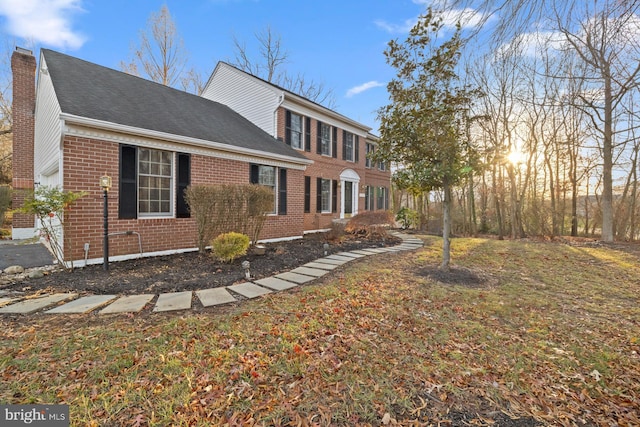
507 150 524 165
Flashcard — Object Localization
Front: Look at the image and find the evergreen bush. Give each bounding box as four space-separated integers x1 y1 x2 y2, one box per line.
211 232 250 263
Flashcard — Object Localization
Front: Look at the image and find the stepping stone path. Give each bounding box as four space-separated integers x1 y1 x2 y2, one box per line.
0 232 423 315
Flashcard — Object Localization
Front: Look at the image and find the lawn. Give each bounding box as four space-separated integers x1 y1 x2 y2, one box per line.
1 235 638 426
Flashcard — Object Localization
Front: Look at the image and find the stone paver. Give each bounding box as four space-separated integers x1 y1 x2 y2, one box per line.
304 261 339 270
47 295 117 314
357 247 387 254
350 249 380 256
290 266 329 277
196 288 237 307
153 291 193 312
100 294 155 314
254 277 298 291
335 251 365 258
0 293 77 314
275 271 316 284
313 257 348 266
324 254 355 262
228 282 272 299
0 297 22 307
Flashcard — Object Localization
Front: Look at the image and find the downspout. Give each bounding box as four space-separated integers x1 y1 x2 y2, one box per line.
273 92 285 138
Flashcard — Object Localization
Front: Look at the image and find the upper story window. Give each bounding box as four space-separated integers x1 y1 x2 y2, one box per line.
343 132 354 162
320 122 332 156
378 160 387 171
289 113 303 150
365 143 374 168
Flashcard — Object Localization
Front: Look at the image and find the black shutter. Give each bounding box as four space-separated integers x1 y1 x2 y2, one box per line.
385 187 389 210
250 164 259 184
332 127 338 158
364 186 369 211
316 121 322 154
285 110 292 146
342 130 347 160
332 180 338 213
176 153 191 218
304 176 310 213
316 178 322 212
119 145 137 219
278 168 287 215
354 135 359 163
304 117 311 152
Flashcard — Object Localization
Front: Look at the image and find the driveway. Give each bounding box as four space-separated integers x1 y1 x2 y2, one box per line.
0 241 55 270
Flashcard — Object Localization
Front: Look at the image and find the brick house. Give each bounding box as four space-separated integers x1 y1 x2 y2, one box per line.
12 48 390 266
202 62 391 232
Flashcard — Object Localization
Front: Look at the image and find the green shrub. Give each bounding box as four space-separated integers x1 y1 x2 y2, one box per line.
396 207 418 229
211 232 250 263
345 211 395 237
0 186 11 225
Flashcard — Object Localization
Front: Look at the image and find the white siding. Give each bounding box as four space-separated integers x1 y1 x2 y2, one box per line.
34 56 63 186
202 63 281 136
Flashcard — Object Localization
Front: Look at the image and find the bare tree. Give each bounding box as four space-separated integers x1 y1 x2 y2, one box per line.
121 5 202 93
231 26 337 109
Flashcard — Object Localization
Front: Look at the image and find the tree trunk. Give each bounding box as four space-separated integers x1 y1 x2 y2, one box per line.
441 181 452 270
601 71 614 242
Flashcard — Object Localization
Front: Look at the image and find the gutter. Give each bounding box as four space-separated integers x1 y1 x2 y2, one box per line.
59 113 313 167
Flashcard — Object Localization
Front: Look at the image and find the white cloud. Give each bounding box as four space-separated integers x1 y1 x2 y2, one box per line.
346 80 385 98
0 0 86 49
374 17 418 34
375 6 488 34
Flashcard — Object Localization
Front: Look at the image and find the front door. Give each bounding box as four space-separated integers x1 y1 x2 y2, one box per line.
344 181 353 218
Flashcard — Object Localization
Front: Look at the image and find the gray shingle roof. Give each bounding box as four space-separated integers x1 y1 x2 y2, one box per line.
42 49 307 161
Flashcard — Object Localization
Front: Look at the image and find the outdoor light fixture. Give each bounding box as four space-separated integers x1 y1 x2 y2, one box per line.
100 175 112 271
323 243 329 256
242 260 251 280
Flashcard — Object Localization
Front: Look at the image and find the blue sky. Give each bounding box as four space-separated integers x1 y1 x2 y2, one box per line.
0 0 460 131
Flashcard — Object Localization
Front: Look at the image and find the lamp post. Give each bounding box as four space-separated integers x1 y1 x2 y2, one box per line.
100 175 112 271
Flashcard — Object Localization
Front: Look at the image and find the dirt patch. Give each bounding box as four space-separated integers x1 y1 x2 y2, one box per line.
1 233 401 296
418 265 496 287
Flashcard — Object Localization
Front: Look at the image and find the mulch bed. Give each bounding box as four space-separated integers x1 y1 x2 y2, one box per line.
1 232 401 296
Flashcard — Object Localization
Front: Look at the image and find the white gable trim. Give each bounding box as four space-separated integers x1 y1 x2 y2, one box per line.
60 113 313 170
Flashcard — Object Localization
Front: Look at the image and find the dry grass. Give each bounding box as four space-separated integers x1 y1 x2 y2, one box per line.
1 235 639 426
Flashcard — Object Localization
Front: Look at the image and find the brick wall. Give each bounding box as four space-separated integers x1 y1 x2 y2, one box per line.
62 136 305 262
11 49 36 231
275 107 392 230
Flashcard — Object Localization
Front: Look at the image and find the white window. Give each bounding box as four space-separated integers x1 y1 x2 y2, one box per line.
366 143 374 168
344 132 354 161
258 165 277 214
320 123 332 156
321 178 331 212
138 148 172 216
290 113 303 150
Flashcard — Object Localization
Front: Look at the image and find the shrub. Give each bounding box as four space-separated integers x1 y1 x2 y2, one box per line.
325 221 346 243
211 232 250 263
396 207 418 229
0 186 10 225
345 211 395 238
185 184 273 252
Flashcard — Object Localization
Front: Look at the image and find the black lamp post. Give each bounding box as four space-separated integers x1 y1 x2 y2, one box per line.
100 175 112 271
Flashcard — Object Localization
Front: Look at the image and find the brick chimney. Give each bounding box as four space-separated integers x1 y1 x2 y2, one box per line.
11 47 36 239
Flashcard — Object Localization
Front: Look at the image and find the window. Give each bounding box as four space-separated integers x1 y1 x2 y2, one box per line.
316 178 332 213
286 111 303 150
250 164 287 215
364 185 375 211
342 131 359 163
119 145 190 219
378 160 387 171
138 148 172 216
377 186 388 210
320 123 332 156
365 143 374 168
